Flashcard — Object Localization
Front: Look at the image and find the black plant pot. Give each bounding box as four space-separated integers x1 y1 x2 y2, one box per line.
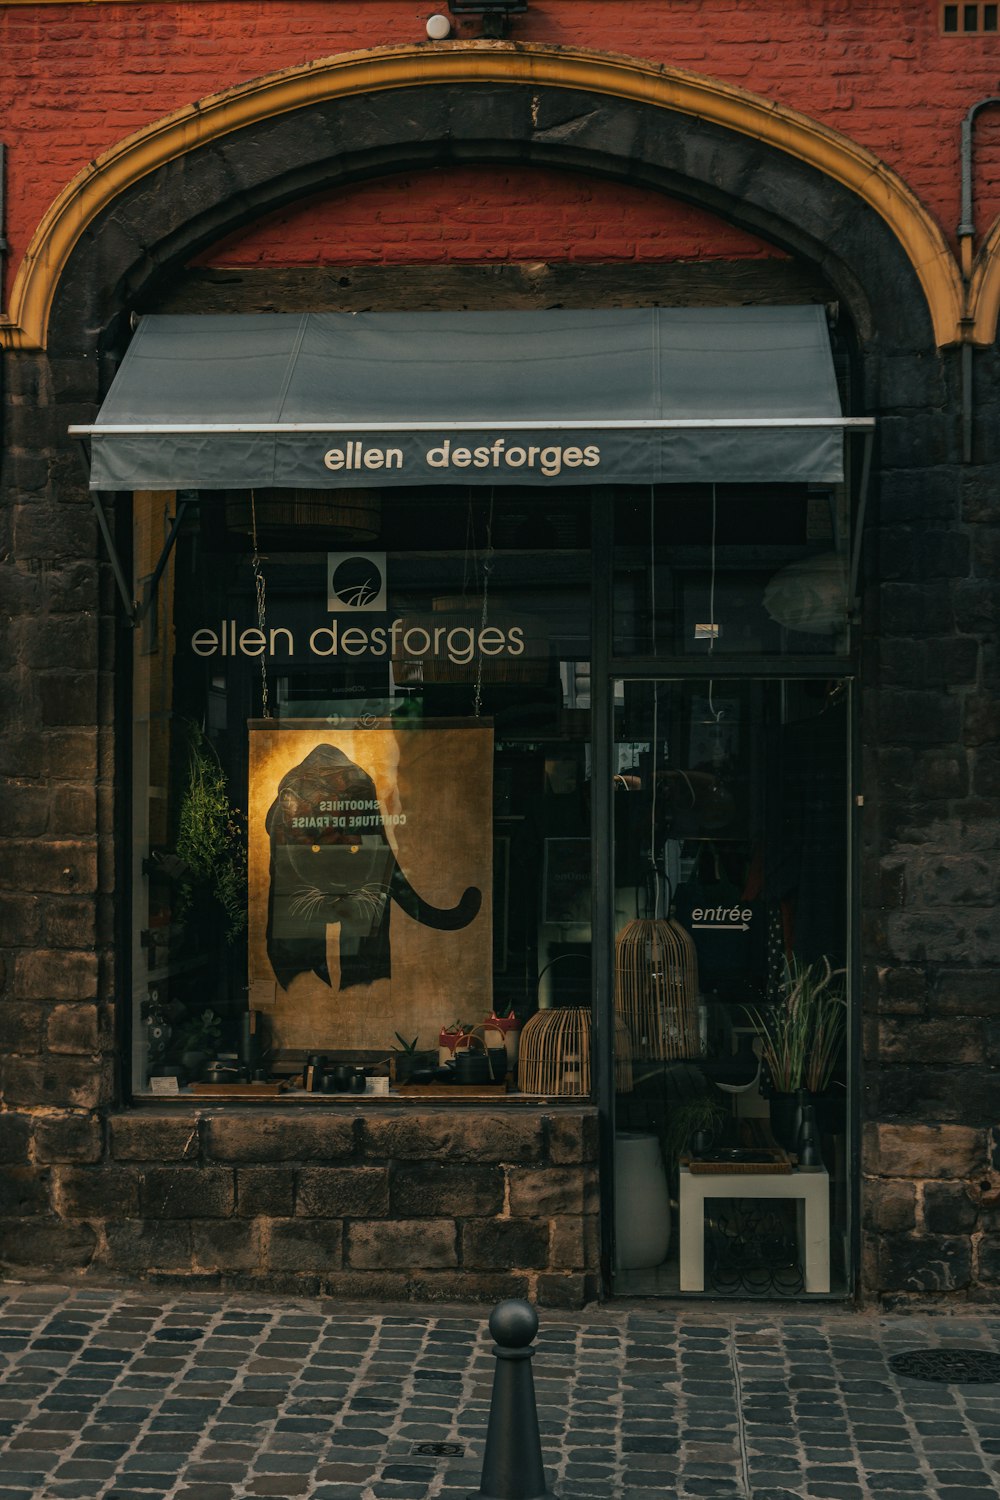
393 1054 417 1084
769 1089 809 1153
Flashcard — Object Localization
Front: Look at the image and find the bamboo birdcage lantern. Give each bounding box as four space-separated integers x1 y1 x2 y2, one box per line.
615 917 702 1061
223 487 382 541
518 1007 634 1096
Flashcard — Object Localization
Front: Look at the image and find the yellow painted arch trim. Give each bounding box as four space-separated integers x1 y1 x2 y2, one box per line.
968 216 1000 347
0 41 968 351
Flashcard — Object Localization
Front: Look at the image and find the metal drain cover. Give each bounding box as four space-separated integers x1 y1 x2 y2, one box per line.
410 1442 465 1457
889 1348 1000 1384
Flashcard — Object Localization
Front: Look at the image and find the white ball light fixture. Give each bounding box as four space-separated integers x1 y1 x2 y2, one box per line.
426 13 452 39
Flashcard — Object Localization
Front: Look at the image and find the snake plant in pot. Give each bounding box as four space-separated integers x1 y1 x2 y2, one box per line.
745 955 847 1150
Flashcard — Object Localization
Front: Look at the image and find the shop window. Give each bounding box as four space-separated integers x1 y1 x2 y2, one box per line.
614 483 853 658
131 487 592 1100
611 676 852 1297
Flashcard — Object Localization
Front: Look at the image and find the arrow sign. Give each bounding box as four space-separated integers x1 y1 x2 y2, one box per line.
690 906 754 932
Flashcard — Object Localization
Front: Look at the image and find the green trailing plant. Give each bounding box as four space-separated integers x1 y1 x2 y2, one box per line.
177 1007 223 1056
746 955 846 1094
661 1091 727 1169
174 723 247 942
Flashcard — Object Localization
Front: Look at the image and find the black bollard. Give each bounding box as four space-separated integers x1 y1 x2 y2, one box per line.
469 1299 558 1500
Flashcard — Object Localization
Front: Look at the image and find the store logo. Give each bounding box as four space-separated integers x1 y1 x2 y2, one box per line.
328 552 386 613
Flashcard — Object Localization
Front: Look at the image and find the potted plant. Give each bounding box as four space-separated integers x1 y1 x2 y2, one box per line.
745 955 847 1149
661 1091 728 1170
391 1033 422 1084
438 1020 472 1065
176 1006 223 1079
173 723 247 945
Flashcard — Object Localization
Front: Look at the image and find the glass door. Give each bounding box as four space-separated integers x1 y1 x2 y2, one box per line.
610 676 853 1298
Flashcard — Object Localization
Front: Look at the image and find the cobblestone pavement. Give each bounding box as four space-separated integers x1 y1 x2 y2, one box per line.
0 1282 997 1500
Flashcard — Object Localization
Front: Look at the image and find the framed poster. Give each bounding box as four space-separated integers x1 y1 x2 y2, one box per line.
248 719 493 1052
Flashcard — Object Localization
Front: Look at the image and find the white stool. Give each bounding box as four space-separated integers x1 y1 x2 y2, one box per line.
678 1165 830 1293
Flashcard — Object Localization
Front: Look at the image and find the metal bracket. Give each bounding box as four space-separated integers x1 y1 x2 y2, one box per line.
86 481 187 626
88 487 138 621
135 499 189 625
78 436 189 625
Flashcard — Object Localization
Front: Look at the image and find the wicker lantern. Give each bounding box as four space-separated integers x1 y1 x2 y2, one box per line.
518 1006 633 1096
223 487 382 541
615 917 701 1061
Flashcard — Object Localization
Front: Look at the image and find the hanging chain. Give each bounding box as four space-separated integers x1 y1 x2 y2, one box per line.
249 489 270 719
473 488 495 719
708 481 723 726
650 681 660 920
462 490 475 601
649 488 661 917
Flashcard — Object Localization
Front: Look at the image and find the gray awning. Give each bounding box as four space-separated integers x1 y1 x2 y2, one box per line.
71 307 868 490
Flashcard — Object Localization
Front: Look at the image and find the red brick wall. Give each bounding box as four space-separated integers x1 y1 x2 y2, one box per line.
193 166 784 268
2 2 999 298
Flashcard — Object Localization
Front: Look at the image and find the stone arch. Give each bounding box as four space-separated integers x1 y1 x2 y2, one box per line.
968 216 1000 347
0 42 965 355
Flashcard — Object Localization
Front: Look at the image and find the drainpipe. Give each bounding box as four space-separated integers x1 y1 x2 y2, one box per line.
958 98 1000 464
1 145 7 481
0 144 6 304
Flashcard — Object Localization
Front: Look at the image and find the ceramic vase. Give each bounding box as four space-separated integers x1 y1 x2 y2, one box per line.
769 1088 810 1152
614 1130 672 1271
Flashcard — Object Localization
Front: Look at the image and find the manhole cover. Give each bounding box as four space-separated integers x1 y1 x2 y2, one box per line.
889 1348 1000 1384
410 1442 465 1457
154 1328 204 1343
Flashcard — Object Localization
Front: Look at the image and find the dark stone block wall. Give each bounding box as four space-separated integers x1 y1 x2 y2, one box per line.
858 343 1000 1308
0 347 121 1279
0 1104 600 1305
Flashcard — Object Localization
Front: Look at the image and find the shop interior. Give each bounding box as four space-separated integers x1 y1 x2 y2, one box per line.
131 481 853 1296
